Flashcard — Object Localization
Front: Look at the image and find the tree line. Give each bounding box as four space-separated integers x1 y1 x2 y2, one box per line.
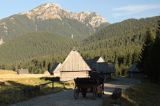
139 20 160 83
0 16 159 76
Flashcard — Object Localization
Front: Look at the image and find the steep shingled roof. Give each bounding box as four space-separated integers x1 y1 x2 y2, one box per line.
61 50 91 71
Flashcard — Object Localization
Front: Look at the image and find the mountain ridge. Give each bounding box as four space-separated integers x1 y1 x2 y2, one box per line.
0 3 109 42
20 3 107 28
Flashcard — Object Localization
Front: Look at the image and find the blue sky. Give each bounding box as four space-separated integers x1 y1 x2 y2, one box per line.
0 0 160 23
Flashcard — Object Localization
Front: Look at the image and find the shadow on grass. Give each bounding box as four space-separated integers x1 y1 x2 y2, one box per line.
0 80 63 106
122 82 160 106
103 95 134 106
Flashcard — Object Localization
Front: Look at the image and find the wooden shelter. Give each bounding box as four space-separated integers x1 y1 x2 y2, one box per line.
17 68 29 74
87 57 116 79
96 56 105 63
96 62 108 73
86 56 105 70
60 50 91 81
95 62 115 73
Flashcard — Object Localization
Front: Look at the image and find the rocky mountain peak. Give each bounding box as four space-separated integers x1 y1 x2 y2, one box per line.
21 3 65 20
33 3 62 13
40 3 61 9
21 3 107 28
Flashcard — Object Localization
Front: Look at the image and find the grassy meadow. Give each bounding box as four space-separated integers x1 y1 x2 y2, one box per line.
0 70 17 75
0 70 63 106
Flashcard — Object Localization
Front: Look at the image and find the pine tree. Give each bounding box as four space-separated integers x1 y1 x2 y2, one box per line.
139 29 154 74
148 20 160 82
139 20 160 82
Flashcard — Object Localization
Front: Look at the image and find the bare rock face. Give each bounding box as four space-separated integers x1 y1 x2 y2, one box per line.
21 3 107 28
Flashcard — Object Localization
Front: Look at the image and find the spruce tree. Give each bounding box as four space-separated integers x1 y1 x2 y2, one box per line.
139 29 154 75
148 20 160 82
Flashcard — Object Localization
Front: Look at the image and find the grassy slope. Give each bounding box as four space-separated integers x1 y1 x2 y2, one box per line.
1 15 94 41
123 82 160 106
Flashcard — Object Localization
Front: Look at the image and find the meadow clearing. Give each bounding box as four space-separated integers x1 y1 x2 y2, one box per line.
0 70 63 106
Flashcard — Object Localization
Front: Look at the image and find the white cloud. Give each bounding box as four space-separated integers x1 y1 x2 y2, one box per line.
112 4 160 17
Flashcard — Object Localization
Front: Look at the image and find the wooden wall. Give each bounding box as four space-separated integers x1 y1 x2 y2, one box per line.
60 71 89 81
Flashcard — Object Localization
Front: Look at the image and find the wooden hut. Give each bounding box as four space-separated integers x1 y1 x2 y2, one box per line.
96 62 116 73
86 56 105 70
87 57 116 79
60 50 91 81
96 62 108 73
17 68 29 74
95 62 115 78
96 56 105 63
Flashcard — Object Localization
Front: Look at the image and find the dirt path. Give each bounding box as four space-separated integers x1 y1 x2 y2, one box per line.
11 77 140 106
11 90 102 106
104 77 141 95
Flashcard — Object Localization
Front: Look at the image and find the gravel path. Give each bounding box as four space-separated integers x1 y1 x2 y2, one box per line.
104 77 141 95
11 90 102 106
11 77 140 106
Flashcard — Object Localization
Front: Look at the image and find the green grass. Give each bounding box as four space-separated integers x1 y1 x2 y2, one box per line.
103 81 160 106
122 82 160 106
0 78 63 106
